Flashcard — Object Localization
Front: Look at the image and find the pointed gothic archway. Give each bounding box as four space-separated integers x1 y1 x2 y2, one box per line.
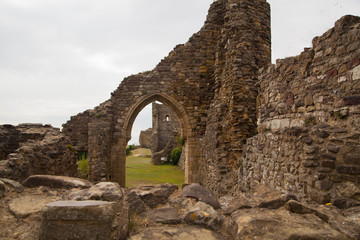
110 92 200 187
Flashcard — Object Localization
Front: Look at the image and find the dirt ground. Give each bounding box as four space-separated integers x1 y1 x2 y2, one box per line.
0 186 69 240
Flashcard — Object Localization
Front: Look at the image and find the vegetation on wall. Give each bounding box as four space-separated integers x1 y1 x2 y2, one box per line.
170 134 184 165
77 151 88 179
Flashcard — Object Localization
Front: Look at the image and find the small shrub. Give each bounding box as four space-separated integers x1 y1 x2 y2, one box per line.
170 147 182 165
77 153 88 179
177 135 185 147
126 145 132 156
67 144 75 152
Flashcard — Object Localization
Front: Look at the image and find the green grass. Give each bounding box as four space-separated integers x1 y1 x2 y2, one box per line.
126 148 184 188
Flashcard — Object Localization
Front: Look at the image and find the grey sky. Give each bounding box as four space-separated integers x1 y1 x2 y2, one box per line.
0 0 359 145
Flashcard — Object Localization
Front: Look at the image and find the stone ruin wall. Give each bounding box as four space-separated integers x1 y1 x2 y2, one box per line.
61 0 359 201
63 0 271 187
61 111 90 152
151 102 180 164
239 15 360 203
138 102 181 164
201 0 271 195
0 124 77 182
151 102 180 153
139 128 152 148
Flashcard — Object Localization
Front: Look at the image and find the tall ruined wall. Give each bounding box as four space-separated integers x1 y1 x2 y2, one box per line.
240 15 360 203
202 0 271 195
151 102 180 153
151 102 180 164
62 111 91 152
139 128 152 148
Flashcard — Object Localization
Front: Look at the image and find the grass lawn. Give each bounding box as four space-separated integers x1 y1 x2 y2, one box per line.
126 148 184 188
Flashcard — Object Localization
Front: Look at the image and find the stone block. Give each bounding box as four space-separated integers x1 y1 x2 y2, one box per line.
302 161 319 168
348 57 360 70
326 68 338 78
337 165 360 175
343 95 360 106
326 144 340 153
344 154 360 165
270 119 290 131
290 119 304 128
315 180 333 191
302 136 313 145
322 154 336 161
321 160 335 169
23 175 92 189
40 200 120 240
316 131 330 138
146 208 181 224
304 93 314 106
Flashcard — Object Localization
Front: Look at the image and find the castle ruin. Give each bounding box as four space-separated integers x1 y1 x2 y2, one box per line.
1 0 359 204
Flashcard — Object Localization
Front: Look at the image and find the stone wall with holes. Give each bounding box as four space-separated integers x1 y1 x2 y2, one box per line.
239 15 360 203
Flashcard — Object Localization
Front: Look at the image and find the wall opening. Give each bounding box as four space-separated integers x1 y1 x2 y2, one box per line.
111 92 200 187
122 94 186 188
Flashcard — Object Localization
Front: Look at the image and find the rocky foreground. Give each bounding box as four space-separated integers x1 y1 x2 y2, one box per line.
1 175 360 240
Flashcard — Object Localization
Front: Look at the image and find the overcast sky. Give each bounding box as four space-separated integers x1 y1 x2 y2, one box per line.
0 0 359 145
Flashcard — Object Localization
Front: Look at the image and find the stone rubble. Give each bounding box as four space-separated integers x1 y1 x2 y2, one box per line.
0 176 359 239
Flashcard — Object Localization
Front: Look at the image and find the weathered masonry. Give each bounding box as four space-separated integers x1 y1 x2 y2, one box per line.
239 15 360 203
63 0 360 201
63 0 271 191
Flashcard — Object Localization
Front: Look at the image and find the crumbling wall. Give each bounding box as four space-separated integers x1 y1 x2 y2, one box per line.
0 125 23 160
151 102 180 153
139 128 152 148
151 102 180 164
62 0 271 188
202 0 271 195
239 15 360 203
0 124 77 182
62 110 91 152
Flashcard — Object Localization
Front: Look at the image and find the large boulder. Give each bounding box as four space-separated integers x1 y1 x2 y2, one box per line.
146 208 181 224
223 194 252 215
0 178 24 193
249 184 296 209
23 175 92 189
181 183 220 209
226 208 350 240
183 201 224 230
69 182 123 202
127 183 178 209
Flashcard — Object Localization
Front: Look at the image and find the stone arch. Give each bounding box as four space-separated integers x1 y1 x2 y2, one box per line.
123 92 189 142
112 92 198 187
